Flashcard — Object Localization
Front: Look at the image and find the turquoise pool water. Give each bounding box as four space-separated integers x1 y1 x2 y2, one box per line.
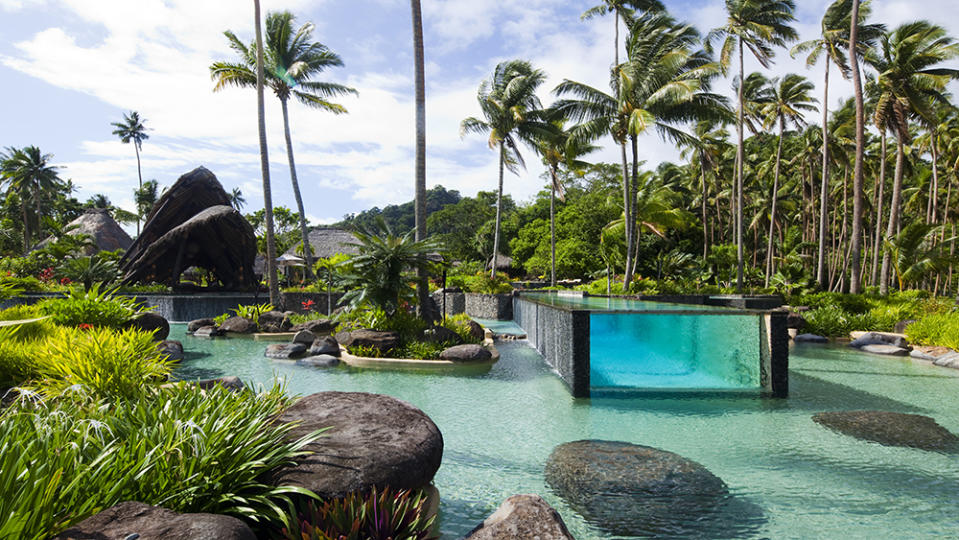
171 326 959 539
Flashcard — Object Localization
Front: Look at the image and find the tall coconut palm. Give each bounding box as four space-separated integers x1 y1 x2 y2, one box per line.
461 60 550 278
709 0 797 291
212 11 357 280
791 0 883 289
110 111 149 235
536 110 598 286
252 0 279 304
760 73 817 286
874 21 959 294
410 0 430 318
0 146 62 254
679 121 730 258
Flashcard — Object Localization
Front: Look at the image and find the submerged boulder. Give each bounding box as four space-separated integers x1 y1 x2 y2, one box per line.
53 501 255 540
545 440 729 536
192 325 224 338
270 391 443 498
464 494 575 540
296 355 340 368
794 333 828 343
813 410 959 451
194 376 245 392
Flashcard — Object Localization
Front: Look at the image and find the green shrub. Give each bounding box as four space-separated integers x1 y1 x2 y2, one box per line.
379 311 428 342
0 275 44 292
442 314 482 344
288 310 329 326
906 312 959 350
213 313 229 326
804 305 853 337
234 303 274 324
31 326 173 399
348 344 384 358
792 292 871 314
36 285 147 328
276 486 436 540
0 383 323 539
394 340 449 360
462 272 513 294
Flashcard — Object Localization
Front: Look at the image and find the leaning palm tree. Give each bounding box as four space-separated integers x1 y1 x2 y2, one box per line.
535 109 598 286
0 146 62 254
110 110 149 235
252 0 279 304
760 73 817 286
410 0 430 318
874 21 959 294
212 11 357 279
461 60 551 278
791 0 883 288
709 0 798 291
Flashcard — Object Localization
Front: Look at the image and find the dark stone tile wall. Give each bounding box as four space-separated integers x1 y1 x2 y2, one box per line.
431 290 465 318
514 297 590 397
280 292 345 315
465 293 513 320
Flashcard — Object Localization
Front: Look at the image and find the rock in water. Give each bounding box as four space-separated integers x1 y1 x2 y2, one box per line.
859 344 909 356
264 343 307 360
53 501 255 540
291 318 336 334
545 440 729 537
219 316 256 334
292 329 316 345
157 340 184 362
337 329 401 353
269 391 443 498
187 318 215 333
192 325 224 338
439 344 492 362
309 335 340 357
794 333 828 343
464 494 575 540
813 411 959 451
296 355 340 367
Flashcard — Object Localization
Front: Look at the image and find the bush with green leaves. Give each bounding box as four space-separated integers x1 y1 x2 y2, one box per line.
0 383 323 539
803 305 857 337
59 253 119 291
442 313 482 345
234 302 275 324
460 272 513 294
36 285 148 328
906 312 959 350
276 486 436 540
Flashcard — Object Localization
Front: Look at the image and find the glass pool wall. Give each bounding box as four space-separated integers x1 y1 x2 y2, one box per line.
514 292 786 396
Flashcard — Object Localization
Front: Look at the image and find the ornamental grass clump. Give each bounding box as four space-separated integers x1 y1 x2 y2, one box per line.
0 383 324 540
36 284 147 328
276 486 436 540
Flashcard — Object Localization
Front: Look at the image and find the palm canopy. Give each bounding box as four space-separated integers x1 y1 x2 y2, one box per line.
535 108 599 196
708 0 798 71
733 71 775 133
886 222 956 291
872 20 959 140
110 111 149 150
791 0 884 76
460 60 553 174
762 73 818 131
581 0 663 20
0 146 62 202
211 10 357 110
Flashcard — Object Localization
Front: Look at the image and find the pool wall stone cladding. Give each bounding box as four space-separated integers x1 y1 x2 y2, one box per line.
464 293 513 320
514 293 789 398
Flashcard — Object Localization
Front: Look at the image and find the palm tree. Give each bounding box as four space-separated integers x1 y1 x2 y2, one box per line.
134 179 159 221
581 0 665 96
886 222 955 291
212 11 357 280
461 60 550 278
410 0 430 319
679 121 730 258
110 111 149 235
252 0 279 305
791 0 883 289
874 21 959 294
760 73 817 286
709 0 797 291
229 187 247 211
0 146 62 254
536 110 598 286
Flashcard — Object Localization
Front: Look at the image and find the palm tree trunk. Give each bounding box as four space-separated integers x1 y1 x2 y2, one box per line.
491 143 505 279
736 37 745 292
411 0 430 319
817 55 831 288
550 167 557 287
628 134 640 280
280 98 315 280
21 201 29 255
880 136 905 295
849 0 864 294
701 156 709 259
871 130 887 285
621 142 632 288
764 117 785 287
254 0 279 305
930 131 940 223
134 142 143 236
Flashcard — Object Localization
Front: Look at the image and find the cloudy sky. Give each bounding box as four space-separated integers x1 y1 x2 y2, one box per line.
1 0 955 227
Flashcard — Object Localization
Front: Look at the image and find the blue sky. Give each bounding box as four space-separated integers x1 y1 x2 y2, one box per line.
0 0 954 227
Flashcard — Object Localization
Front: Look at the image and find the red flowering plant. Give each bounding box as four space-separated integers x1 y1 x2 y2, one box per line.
301 299 316 312
77 323 93 331
37 267 55 282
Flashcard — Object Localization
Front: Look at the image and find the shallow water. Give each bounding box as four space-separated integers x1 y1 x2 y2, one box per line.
171 326 959 539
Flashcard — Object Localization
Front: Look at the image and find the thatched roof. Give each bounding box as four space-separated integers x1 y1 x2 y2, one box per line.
285 228 360 259
37 208 132 255
487 253 513 270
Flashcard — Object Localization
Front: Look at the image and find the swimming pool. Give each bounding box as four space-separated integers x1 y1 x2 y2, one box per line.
171 325 959 538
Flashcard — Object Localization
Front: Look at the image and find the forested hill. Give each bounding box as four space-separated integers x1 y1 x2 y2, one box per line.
336 185 462 234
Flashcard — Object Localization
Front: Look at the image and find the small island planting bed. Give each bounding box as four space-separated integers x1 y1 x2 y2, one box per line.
339 338 500 371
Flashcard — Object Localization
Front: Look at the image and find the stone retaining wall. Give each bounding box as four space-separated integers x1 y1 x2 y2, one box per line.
513 296 590 397
465 293 513 320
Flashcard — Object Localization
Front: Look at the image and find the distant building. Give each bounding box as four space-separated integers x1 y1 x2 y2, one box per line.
36 208 133 255
283 228 360 259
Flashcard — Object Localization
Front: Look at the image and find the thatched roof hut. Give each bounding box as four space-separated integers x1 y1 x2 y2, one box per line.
37 208 132 255
487 253 513 271
285 228 360 259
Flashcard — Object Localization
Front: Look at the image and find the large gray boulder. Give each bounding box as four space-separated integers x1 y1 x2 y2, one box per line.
257 310 292 333
270 391 443 498
291 318 336 335
194 376 245 392
439 344 492 362
813 411 959 450
265 343 307 360
545 440 729 536
423 325 463 345
219 316 257 334
125 312 170 341
292 329 316 345
157 340 184 362
849 331 909 349
192 325 224 338
464 494 575 540
467 319 485 341
53 501 255 540
187 318 215 333
309 335 341 357
336 329 401 353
